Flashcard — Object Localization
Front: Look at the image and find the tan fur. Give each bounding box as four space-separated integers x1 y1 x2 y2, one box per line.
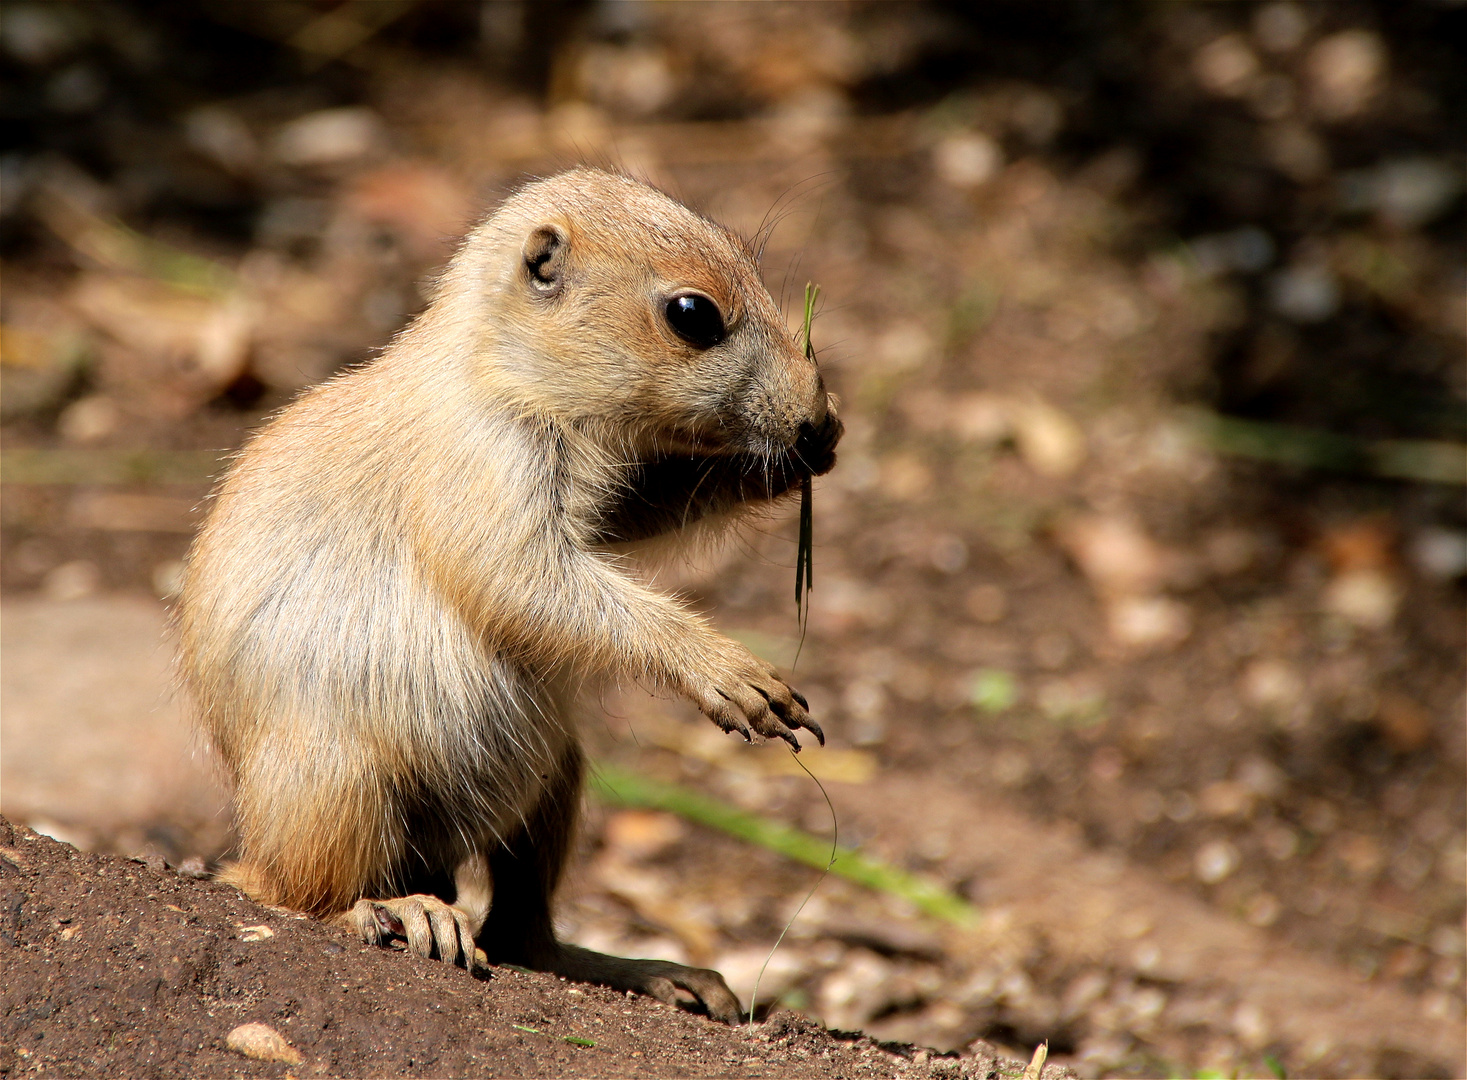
178 169 838 1017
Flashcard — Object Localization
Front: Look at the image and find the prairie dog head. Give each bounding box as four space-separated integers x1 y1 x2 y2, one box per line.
443 169 833 458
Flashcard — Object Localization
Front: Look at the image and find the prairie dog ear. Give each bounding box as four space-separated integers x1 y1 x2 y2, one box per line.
522 224 566 295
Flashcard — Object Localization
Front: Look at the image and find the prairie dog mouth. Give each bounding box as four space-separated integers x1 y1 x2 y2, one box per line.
591 417 841 548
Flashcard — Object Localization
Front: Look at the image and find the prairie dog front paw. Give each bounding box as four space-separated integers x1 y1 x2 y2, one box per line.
684 642 822 751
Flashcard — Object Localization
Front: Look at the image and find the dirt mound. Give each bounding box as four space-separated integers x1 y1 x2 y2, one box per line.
0 818 1052 1079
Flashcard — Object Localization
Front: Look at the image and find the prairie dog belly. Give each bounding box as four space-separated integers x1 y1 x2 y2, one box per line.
187 492 573 907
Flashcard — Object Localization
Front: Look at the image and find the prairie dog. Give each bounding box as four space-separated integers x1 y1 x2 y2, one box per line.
178 168 841 1022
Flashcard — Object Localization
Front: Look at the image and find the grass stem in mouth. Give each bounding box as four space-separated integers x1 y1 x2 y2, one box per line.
796 475 813 629
794 282 820 655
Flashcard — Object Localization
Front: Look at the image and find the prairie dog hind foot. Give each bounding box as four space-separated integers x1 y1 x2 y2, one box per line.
347 896 741 1021
342 895 483 971
539 943 743 1024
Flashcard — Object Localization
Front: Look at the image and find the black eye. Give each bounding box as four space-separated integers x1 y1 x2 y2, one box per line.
664 294 726 349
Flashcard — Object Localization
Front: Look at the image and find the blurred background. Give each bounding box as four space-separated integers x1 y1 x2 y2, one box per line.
1 3 1463 1077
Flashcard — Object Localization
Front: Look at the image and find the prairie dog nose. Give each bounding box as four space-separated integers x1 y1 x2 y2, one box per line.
794 411 843 478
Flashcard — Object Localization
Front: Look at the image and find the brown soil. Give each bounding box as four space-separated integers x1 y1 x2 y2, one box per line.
0 817 1045 1080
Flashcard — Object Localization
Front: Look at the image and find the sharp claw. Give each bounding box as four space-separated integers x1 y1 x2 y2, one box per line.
456 914 476 971
430 909 458 965
791 688 809 710
402 903 433 957
709 689 755 741
674 971 742 1025
725 717 753 741
760 718 801 752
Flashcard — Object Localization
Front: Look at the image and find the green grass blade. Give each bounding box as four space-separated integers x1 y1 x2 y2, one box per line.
1189 409 1466 484
801 282 819 361
590 764 978 926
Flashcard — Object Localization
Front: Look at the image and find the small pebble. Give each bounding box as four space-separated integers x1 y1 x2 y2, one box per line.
225 1022 302 1064
176 856 209 879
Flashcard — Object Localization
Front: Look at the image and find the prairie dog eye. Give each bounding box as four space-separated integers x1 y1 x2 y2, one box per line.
664 294 726 349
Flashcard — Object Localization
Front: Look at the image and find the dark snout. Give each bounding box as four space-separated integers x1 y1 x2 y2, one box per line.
794 407 842 478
